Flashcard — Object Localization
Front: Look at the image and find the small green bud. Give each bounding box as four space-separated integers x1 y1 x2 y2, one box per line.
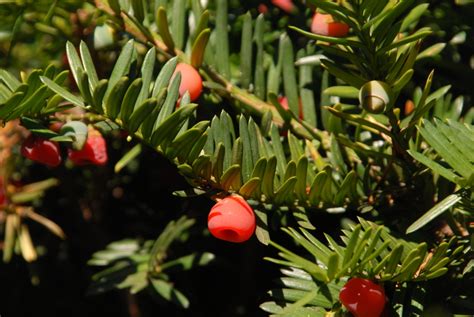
359 81 392 114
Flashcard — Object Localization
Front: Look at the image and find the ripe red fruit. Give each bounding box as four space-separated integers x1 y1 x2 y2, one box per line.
311 12 350 37
271 0 295 13
68 131 107 166
173 63 203 102
258 4 269 14
21 134 62 167
207 195 256 243
339 278 386 317
404 100 415 115
0 177 6 206
278 96 303 119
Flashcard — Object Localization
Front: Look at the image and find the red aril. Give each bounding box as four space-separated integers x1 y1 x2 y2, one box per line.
173 63 203 102
0 177 6 206
258 4 269 14
339 278 386 317
271 0 295 13
68 131 107 166
311 12 350 37
21 134 62 167
208 195 256 243
278 96 303 119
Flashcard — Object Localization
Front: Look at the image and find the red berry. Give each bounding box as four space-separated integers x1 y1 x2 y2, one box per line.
0 177 6 206
404 100 415 116
311 13 350 37
278 96 304 119
173 63 203 102
271 0 295 13
21 134 62 167
258 4 269 14
339 278 386 317
207 195 256 243
68 131 107 166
